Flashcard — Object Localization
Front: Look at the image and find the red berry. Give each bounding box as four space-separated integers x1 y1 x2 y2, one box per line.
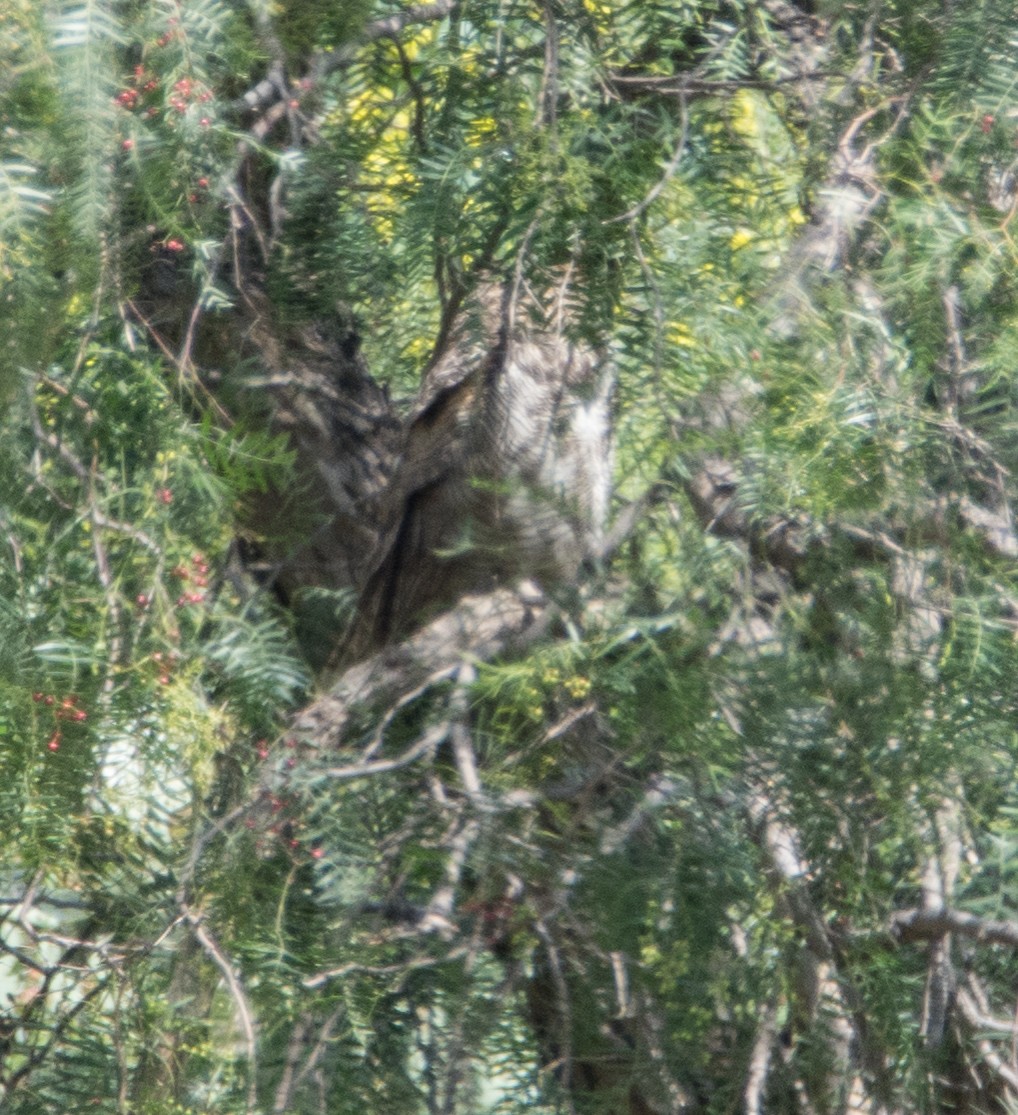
163 240 184 254
122 138 134 151
157 487 174 502
310 847 324 859
32 692 44 703
136 594 149 607
47 734 60 752
982 114 995 133
196 178 208 189
44 695 55 706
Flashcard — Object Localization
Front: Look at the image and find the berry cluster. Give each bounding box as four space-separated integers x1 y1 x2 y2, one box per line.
166 75 214 118
114 55 214 123
150 650 180 686
172 551 210 607
242 740 324 861
134 552 211 619
113 23 219 244
33 692 88 753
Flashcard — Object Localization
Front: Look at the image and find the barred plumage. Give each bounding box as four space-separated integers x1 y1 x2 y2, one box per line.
343 281 614 659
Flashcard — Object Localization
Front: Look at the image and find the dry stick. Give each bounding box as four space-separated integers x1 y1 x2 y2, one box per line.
360 663 460 761
184 909 259 1114
533 918 578 1115
421 813 482 937
271 1003 346 1113
535 0 560 132
606 96 689 225
966 968 1018 1087
236 0 458 115
891 907 1018 949
123 298 231 422
959 973 1018 1035
26 379 161 780
319 720 447 782
748 789 899 1110
632 988 692 1114
304 947 467 990
744 1000 779 1115
2 976 110 1095
271 1010 314 1115
176 800 255 905
955 987 1018 1095
918 796 962 1049
607 71 831 93
448 662 481 798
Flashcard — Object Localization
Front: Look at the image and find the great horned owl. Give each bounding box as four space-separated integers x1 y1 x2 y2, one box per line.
342 281 614 660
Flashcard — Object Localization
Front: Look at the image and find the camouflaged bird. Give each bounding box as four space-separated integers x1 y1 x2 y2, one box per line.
341 280 614 660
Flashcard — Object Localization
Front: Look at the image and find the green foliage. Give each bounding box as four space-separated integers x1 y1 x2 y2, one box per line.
8 0 1018 1112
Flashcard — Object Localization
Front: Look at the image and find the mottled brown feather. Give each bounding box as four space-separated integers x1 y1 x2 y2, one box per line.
341 281 614 661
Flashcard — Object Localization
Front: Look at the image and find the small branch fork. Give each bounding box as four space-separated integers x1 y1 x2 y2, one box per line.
0 876 190 1102
235 0 458 120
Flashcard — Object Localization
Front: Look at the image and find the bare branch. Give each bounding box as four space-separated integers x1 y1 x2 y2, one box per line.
744 1001 779 1115
184 909 259 1113
892 907 1018 950
292 582 550 753
236 1 458 117
316 720 447 782
304 947 468 990
955 986 1018 1097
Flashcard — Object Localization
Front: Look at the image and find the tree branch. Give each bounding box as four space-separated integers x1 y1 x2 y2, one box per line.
236 0 458 117
891 907 1018 950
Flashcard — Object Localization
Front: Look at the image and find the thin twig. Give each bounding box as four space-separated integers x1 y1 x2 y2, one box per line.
185 908 259 1113
319 720 448 782
304 947 467 989
605 96 689 224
